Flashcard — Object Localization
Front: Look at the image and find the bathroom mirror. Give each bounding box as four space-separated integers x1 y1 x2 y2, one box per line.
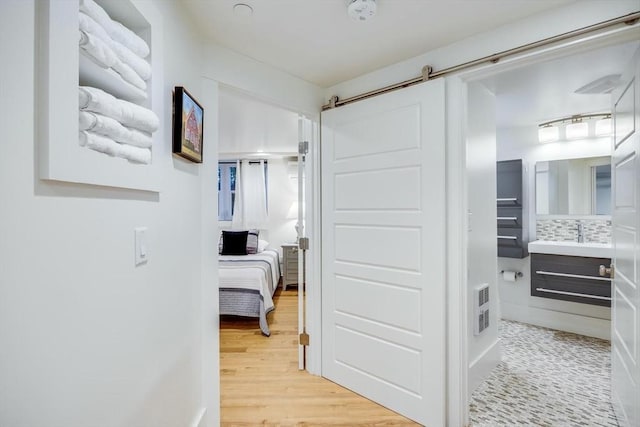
535 156 611 215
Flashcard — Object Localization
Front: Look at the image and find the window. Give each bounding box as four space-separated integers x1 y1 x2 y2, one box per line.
218 161 268 221
218 162 236 221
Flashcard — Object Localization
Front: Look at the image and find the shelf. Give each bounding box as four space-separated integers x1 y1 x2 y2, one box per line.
38 0 161 192
497 159 527 258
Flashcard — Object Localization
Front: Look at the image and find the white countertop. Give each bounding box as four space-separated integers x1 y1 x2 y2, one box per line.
528 240 612 258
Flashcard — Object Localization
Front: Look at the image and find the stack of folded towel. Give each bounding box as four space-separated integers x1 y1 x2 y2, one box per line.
79 86 159 164
77 0 159 165
79 0 151 99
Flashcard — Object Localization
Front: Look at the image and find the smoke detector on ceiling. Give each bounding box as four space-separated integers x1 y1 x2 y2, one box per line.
348 0 377 21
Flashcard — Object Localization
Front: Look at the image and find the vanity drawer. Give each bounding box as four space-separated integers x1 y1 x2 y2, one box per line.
530 253 612 306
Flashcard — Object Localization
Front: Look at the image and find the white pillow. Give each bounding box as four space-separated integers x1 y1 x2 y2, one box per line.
258 239 269 253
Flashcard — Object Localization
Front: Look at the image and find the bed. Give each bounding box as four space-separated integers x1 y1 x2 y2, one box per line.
219 248 281 336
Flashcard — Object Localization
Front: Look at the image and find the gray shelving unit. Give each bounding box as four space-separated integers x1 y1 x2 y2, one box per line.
497 159 528 258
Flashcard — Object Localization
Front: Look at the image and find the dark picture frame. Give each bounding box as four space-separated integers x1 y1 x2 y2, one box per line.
172 86 204 163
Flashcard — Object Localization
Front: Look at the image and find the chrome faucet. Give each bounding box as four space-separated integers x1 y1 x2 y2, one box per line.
577 223 584 243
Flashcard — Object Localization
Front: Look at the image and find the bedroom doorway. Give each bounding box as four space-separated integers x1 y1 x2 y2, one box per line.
216 85 315 368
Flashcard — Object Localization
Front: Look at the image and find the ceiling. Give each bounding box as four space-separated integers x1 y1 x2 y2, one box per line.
485 40 639 128
181 0 575 87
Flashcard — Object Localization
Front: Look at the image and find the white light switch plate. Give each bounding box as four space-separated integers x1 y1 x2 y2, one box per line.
135 227 148 265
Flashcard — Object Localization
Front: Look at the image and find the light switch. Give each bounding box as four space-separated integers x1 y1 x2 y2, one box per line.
135 227 148 265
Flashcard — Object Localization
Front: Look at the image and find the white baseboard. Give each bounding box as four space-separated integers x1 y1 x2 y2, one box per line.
468 338 501 395
190 408 206 427
501 302 611 340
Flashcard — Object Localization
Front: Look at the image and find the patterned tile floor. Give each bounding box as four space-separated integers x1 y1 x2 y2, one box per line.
470 320 617 426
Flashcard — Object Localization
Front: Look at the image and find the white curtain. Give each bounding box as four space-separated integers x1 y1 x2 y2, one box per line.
232 160 268 229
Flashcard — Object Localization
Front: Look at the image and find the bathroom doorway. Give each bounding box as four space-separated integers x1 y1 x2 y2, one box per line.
464 38 639 425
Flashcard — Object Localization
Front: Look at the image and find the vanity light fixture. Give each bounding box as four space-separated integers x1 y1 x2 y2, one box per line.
538 112 612 143
565 118 589 140
595 115 612 136
538 125 559 143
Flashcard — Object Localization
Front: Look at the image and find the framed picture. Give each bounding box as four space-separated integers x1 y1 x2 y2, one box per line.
173 86 204 163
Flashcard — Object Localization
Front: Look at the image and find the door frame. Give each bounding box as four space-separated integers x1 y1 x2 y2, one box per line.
446 25 640 425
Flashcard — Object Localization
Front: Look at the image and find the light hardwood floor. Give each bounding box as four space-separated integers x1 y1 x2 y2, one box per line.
220 287 420 426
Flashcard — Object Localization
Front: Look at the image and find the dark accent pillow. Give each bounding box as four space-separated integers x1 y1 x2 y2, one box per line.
221 231 249 255
246 229 260 254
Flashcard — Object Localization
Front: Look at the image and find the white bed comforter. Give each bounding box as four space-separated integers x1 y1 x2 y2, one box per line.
218 249 281 312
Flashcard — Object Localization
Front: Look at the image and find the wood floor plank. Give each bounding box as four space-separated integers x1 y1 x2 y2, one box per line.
220 288 420 426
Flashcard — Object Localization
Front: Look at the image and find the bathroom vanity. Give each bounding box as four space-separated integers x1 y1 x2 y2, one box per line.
528 241 613 307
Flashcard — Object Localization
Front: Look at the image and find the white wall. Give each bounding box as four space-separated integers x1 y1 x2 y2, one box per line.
497 125 612 339
0 1 213 426
466 83 501 393
0 1 321 426
203 44 323 118
264 158 299 251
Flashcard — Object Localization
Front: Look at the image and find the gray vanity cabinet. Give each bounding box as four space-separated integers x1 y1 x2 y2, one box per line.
497 159 528 258
531 253 612 307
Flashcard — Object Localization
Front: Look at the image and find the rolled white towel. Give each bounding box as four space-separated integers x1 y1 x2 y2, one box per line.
79 12 151 81
79 29 146 92
79 130 152 164
79 86 159 133
79 29 117 69
79 0 150 59
79 111 152 149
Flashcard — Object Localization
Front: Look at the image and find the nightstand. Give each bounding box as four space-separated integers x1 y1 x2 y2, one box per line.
281 243 299 291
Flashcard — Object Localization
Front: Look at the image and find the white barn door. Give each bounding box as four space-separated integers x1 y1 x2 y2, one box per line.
321 80 446 426
611 49 640 427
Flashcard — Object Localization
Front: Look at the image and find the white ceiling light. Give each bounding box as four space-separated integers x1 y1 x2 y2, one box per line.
595 117 612 136
565 121 589 140
348 0 377 21
538 125 559 143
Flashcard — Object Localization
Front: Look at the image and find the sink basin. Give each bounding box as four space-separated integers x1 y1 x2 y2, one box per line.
528 240 612 258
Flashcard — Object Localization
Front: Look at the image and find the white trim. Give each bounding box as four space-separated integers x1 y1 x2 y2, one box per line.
297 116 305 371
306 115 323 376
190 408 207 427
201 78 220 427
445 75 469 427
501 302 611 340
468 339 502 395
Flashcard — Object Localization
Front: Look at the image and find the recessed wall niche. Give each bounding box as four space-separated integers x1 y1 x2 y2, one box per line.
37 0 163 192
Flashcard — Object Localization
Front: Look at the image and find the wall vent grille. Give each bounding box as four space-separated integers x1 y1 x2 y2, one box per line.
478 308 490 334
474 284 490 336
